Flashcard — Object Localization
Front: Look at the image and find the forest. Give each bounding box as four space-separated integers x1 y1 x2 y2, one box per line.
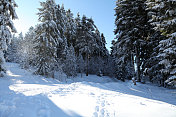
0 0 176 117
0 0 176 89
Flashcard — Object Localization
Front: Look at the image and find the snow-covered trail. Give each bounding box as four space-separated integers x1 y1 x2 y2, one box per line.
0 63 176 117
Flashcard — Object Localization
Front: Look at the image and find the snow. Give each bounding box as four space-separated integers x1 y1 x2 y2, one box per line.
0 62 176 117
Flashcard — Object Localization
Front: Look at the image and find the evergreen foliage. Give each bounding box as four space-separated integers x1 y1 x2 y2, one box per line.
3 0 175 88
63 45 77 77
0 0 18 76
111 0 176 88
6 35 19 62
146 0 176 87
34 0 63 77
6 0 110 79
112 0 150 82
22 27 37 68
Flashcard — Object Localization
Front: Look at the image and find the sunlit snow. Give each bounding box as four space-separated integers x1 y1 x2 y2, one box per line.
0 63 176 117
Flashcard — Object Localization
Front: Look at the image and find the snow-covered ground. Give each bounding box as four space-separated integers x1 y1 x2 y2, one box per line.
0 63 176 117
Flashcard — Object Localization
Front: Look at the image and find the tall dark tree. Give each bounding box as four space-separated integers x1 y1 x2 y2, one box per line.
75 15 99 76
146 0 176 87
65 9 76 47
55 4 68 64
112 0 150 82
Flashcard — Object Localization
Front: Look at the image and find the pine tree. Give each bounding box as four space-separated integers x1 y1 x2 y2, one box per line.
55 4 66 40
0 0 18 76
65 9 76 47
63 45 77 77
75 15 100 76
112 0 150 81
6 35 19 62
34 0 62 78
100 33 109 57
55 4 67 63
146 0 176 87
76 54 84 77
74 13 110 76
143 31 166 85
103 55 115 77
17 32 25 64
22 27 36 68
75 13 82 56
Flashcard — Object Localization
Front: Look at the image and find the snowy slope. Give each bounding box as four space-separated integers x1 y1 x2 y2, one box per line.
0 63 176 117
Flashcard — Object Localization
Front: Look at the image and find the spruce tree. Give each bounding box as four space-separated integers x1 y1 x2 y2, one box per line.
146 0 176 87
65 9 76 47
100 33 109 57
55 4 67 63
74 13 82 56
144 31 166 85
75 15 100 76
0 0 18 76
112 0 150 81
17 32 25 64
76 54 84 77
63 45 77 77
6 35 19 62
22 27 36 68
34 0 62 78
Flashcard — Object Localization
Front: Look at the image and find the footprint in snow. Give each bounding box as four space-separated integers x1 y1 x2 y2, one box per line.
140 102 146 106
93 112 98 117
101 101 105 107
95 106 99 111
89 92 95 96
94 98 109 117
100 109 105 116
37 107 50 117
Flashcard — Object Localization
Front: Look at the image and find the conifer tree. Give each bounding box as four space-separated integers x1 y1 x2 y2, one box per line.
22 27 36 68
63 45 77 77
6 35 18 62
100 33 108 57
0 0 18 76
56 4 66 40
34 0 62 77
146 0 176 87
76 54 84 77
17 32 25 64
112 0 150 81
75 15 100 76
143 31 166 84
55 4 68 63
75 13 82 56
65 9 76 47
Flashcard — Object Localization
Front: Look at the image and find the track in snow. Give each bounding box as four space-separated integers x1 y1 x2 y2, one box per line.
0 63 176 117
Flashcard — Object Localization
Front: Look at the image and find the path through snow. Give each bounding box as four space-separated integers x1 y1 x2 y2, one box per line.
0 63 176 117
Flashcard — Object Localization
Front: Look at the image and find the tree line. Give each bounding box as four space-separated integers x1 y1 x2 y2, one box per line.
0 0 175 88
5 0 114 79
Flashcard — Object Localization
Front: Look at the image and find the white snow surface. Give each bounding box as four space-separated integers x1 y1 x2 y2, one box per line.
0 63 176 117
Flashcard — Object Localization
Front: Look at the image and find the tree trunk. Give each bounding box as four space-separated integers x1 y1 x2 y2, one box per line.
86 53 89 76
135 41 141 82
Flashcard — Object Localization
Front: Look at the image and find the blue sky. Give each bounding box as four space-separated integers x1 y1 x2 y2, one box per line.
14 0 116 50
